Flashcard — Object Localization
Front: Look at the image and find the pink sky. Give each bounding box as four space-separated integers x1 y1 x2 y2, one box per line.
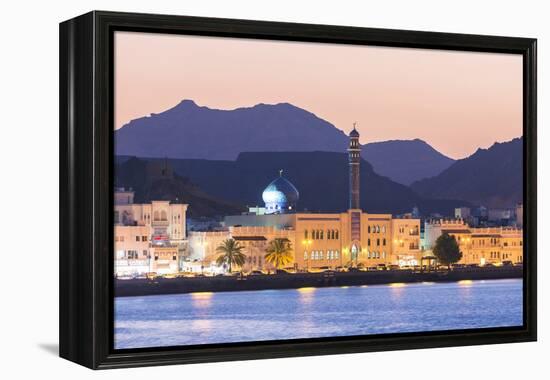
114 31 522 159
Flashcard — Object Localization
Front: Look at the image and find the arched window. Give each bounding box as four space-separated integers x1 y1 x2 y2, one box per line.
381 226 386 233
153 211 160 221
161 210 167 221
320 230 324 239
383 238 386 246
368 226 371 233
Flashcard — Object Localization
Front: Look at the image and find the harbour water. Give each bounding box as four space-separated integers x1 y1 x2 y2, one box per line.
114 278 523 349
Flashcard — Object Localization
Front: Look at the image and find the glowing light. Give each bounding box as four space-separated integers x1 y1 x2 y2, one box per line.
389 283 406 288
422 281 435 285
360 285 368 288
458 280 473 286
190 291 214 298
340 286 349 289
297 287 316 293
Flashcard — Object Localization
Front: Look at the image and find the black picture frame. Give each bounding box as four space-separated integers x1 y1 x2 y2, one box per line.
59 10 537 370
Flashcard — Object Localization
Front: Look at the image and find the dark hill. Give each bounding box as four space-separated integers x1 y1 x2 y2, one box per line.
138 151 469 216
115 157 246 217
411 138 523 208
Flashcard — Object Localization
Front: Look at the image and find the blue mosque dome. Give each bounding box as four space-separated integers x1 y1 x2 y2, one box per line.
262 170 299 214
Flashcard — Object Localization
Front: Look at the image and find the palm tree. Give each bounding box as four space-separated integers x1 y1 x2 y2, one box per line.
216 239 246 273
264 238 293 272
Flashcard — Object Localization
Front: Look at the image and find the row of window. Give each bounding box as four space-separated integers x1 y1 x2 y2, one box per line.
368 225 387 233
115 211 183 223
304 250 340 260
125 250 148 259
503 241 523 247
304 229 340 240
119 250 179 261
367 238 387 246
367 251 386 259
115 235 148 242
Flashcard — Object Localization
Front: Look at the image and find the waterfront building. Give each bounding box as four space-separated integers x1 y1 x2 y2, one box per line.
189 127 422 272
423 218 523 265
114 188 189 276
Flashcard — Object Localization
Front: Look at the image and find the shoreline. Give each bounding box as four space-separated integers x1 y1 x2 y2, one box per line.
114 266 523 297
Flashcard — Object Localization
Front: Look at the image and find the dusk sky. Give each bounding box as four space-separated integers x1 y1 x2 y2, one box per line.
115 31 522 159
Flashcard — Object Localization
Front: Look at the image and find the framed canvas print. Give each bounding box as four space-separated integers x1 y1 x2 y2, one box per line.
59 11 537 369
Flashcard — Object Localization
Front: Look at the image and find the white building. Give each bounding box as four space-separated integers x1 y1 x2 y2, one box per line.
114 188 188 277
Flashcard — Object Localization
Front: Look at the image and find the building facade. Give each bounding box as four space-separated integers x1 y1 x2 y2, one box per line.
114 188 189 276
423 218 523 265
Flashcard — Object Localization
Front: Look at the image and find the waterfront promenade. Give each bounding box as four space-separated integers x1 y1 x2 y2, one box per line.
115 266 522 297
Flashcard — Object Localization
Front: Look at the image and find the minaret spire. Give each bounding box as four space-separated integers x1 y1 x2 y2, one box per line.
348 123 361 209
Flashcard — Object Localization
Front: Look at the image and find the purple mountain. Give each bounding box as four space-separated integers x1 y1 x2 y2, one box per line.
411 138 523 208
362 139 455 185
115 100 348 160
115 100 455 184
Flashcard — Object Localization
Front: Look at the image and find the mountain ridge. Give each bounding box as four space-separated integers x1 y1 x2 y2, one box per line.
411 137 523 208
116 151 470 216
115 99 460 184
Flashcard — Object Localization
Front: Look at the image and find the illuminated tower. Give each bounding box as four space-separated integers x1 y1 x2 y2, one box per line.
348 123 361 209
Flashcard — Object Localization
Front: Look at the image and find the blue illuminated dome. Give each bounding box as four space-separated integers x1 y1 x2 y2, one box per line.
262 170 299 214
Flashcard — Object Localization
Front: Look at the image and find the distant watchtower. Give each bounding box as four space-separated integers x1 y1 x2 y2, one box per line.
348 123 361 209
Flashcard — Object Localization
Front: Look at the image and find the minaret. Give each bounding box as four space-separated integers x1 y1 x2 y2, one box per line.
348 123 361 209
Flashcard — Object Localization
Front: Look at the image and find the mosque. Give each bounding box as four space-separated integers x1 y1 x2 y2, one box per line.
188 126 423 272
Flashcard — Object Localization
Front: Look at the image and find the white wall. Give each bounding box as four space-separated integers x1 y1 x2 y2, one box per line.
1 0 546 378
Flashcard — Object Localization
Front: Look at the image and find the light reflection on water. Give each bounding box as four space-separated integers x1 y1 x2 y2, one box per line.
115 279 522 349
